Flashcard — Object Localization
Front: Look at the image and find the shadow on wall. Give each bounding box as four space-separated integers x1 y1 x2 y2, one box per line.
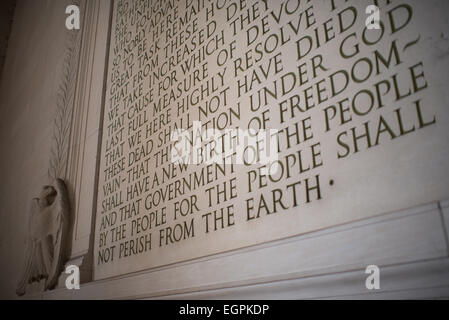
0 0 17 81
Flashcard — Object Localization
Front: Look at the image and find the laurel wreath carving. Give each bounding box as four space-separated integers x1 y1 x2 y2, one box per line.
48 1 82 180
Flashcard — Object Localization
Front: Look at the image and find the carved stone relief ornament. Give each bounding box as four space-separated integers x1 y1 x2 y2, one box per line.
16 180 70 296
16 0 82 296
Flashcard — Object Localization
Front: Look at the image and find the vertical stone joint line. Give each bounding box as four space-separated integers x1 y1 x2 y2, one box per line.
437 201 449 257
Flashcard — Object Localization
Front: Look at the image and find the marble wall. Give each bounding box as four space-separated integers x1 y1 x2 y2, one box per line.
0 0 71 299
0 0 448 300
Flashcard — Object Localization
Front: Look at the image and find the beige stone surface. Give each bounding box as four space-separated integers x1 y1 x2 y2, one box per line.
94 0 449 279
0 0 449 300
0 0 16 79
0 0 72 299
26 202 449 299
